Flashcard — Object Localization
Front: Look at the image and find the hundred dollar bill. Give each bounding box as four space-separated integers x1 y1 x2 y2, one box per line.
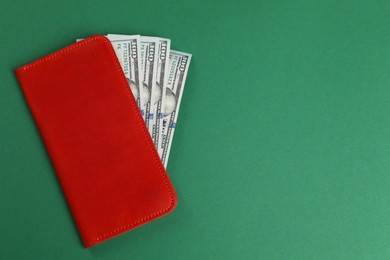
158 50 192 167
151 38 171 147
106 34 143 115
139 36 159 130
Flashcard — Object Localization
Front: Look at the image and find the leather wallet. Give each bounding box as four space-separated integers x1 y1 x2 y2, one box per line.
15 35 178 248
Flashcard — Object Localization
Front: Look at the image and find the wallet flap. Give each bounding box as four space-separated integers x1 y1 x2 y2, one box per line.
15 35 178 248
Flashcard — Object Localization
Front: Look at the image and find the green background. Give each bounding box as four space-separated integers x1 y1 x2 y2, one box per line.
1 0 390 259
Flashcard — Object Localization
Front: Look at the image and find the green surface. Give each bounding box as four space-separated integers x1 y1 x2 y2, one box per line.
1 0 390 259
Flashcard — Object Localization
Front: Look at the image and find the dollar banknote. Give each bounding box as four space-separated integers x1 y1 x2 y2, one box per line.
151 38 171 148
106 34 143 114
139 37 158 126
158 50 192 167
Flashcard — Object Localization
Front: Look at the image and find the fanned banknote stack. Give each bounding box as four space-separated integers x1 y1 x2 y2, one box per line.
77 34 192 168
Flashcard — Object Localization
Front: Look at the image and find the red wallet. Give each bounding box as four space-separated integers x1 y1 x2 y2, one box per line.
15 35 178 248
